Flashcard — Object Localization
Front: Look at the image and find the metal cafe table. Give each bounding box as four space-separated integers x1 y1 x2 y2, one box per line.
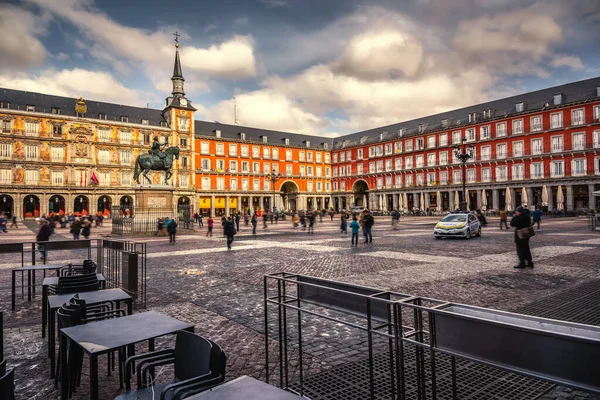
188 376 302 399
47 288 133 379
11 263 69 310
60 311 193 400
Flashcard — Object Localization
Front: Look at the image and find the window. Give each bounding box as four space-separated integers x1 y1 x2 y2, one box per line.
496 143 507 159
572 159 586 176
300 165 305 176
326 167 331 176
143 133 151 145
376 160 383 172
395 158 402 170
553 94 563 105
496 166 507 181
405 139 413 151
325 153 330 163
50 107 60 115
596 157 600 175
215 130 221 138
264 180 271 191
307 166 314 176
481 168 491 182
0 143 12 159
241 145 249 157
481 146 491 161
571 132 585 151
284 138 290 146
386 159 393 171
25 121 39 136
427 153 436 166
201 177 210 190
594 105 600 121
119 130 131 144
551 161 564 177
531 163 543 179
405 175 413 186
241 161 249 173
385 143 393 154
480 126 491 140
513 141 524 157
416 138 424 150
51 146 64 162
375 146 383 156
427 136 436 148
550 112 563 129
439 171 448 185
179 138 188 148
120 151 132 165
241 179 249 190
286 164 293 176
416 155 424 168
405 157 413 169
369 162 375 173
120 116 129 123
98 149 110 164
307 152 313 162
415 173 423 186
466 129 476 142
571 109 585 126
216 160 225 172
216 143 224 155
0 169 10 184
516 102 524 112
386 176 393 187
439 152 448 165
180 156 188 168
177 117 189 131
496 122 507 137
394 142 402 154
98 171 110 186
240 133 246 140
272 148 279 160
252 162 259 173
551 136 563 153
177 174 188 188
141 119 149 125
594 130 600 148
452 131 461 144
200 142 209 154
512 119 523 135
25 169 39 184
229 178 238 190
25 145 38 160
51 170 64 185
467 169 476 183
439 134 448 147
262 136 268 143
229 144 237 156
512 164 524 180
340 152 346 162
307 181 313 192
217 178 225 190
356 164 362 174
229 160 238 172
263 147 270 159
286 150 293 161
530 116 542 132
26 105 35 112
453 170 462 184
252 146 259 158
1 120 10 133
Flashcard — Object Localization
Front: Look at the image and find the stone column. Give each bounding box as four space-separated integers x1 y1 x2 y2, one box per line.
424 193 430 210
210 194 215 217
526 187 534 208
237 196 242 213
225 195 230 216
414 192 420 209
492 189 499 211
547 188 554 211
248 195 254 213
476 190 482 210
589 184 596 210
509 188 516 211
566 185 574 211
449 191 455 211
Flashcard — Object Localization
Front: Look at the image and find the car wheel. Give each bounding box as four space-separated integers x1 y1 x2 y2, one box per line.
465 229 471 239
476 226 482 237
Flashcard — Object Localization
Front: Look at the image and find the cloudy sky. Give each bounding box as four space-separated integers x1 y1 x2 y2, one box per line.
1 0 599 137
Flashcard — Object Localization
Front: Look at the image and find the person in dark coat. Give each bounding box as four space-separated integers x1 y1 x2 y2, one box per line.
70 218 82 240
510 206 534 269
234 213 241 232
167 218 178 244
36 219 52 262
224 216 237 250
251 212 258 234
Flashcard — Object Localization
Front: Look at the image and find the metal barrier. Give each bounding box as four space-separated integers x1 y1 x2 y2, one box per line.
111 205 193 235
0 243 24 267
264 273 600 399
590 214 599 231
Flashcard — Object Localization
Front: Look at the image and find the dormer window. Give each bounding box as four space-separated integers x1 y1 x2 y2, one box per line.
379 133 384 141
120 116 129 123
304 140 310 148
26 104 35 112
159 121 167 127
516 102 524 112
215 129 221 138
553 93 563 105
441 119 449 128
239 132 246 140
597 86 600 97
418 124 425 133
483 109 493 119
0 102 9 109
284 138 290 145
360 137 367 144
468 113 477 123
141 119 149 125
98 113 107 120
323 142 328 150
51 107 60 115
397 129 403 137
261 135 267 143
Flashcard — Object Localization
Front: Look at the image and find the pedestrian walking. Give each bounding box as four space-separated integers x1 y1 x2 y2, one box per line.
10 215 17 228
510 206 534 269
244 212 249 226
350 216 360 247
70 217 82 240
251 212 258 234
340 213 348 234
0 215 7 233
206 216 214 237
224 216 237 250
300 212 306 230
36 218 52 262
329 210 335 221
292 212 299 228
307 211 315 234
363 210 374 243
81 218 91 239
197 213 203 228
235 213 241 232
275 209 280 224
499 209 508 229
167 217 178 244
532 207 542 230
263 212 268 228
391 209 400 230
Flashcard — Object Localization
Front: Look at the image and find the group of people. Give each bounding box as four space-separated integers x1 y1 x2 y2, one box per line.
340 209 375 246
0 214 17 232
34 214 95 261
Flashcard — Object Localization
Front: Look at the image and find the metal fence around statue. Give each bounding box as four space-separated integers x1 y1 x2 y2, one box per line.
111 205 193 235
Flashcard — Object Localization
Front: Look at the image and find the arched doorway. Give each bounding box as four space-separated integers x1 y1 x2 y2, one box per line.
119 196 133 217
0 195 14 218
353 180 369 208
74 195 89 216
177 196 190 212
280 181 299 211
49 195 66 215
23 195 40 219
97 195 112 216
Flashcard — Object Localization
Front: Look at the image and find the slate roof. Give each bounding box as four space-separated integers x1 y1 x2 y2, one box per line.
333 76 600 149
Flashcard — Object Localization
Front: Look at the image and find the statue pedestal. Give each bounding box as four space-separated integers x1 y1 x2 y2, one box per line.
134 185 175 209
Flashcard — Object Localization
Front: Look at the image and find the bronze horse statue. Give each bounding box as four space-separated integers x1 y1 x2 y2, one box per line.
133 146 180 184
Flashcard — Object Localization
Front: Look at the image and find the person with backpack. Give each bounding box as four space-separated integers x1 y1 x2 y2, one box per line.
167 217 178 244
224 216 237 250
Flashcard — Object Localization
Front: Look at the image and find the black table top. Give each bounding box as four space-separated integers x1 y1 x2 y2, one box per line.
13 263 69 271
188 376 301 399
48 288 131 310
43 274 105 286
60 311 192 355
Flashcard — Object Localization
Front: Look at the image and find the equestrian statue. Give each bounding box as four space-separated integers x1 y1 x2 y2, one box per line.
133 136 180 184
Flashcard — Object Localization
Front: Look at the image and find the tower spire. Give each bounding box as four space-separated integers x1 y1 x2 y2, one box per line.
171 31 185 96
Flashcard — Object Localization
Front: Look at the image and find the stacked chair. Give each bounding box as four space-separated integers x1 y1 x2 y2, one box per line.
0 312 15 399
116 330 227 400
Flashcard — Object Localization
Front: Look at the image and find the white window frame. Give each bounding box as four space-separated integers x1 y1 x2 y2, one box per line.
531 138 543 155
496 122 507 137
512 119 524 135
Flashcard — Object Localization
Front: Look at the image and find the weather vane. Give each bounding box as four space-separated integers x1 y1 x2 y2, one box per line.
173 31 180 47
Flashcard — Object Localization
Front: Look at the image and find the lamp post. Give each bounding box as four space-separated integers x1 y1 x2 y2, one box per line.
266 169 282 213
452 138 474 211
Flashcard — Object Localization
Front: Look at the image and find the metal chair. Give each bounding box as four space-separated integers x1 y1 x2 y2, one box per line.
48 273 100 295
116 331 227 400
60 259 98 276
0 358 6 376
0 367 15 400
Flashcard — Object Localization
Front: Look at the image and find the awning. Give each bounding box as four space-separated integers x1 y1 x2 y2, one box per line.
593 190 600 197
215 197 226 208
199 197 211 208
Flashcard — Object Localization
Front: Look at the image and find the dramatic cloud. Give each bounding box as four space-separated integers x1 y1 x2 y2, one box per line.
550 55 585 71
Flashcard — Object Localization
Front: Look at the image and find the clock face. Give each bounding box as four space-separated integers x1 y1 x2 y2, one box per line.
180 98 188 107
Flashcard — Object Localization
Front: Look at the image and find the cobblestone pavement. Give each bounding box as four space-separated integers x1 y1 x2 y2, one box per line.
1 216 599 399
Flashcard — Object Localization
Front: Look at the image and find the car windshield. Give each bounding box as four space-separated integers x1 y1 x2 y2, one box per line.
441 214 466 223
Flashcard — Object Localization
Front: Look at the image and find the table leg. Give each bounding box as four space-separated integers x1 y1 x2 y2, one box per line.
42 285 47 338
127 299 133 315
148 338 155 380
60 332 69 399
32 270 36 296
27 270 31 302
49 308 56 377
90 354 99 400
11 270 16 310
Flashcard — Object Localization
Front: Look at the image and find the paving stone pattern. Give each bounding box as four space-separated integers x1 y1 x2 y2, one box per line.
1 216 599 399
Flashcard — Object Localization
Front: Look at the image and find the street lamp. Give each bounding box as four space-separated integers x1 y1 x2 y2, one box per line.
266 169 282 213
452 138 474 211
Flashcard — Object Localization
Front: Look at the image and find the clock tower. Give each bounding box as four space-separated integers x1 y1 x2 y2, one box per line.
164 32 196 115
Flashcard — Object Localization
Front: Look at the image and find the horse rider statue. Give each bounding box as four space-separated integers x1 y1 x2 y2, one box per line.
149 136 168 160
